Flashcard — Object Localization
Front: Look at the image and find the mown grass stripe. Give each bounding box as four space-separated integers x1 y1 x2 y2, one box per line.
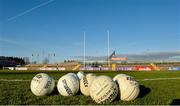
1 77 180 82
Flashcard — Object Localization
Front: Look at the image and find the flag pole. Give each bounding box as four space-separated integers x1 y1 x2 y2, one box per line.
83 31 86 69
107 30 110 68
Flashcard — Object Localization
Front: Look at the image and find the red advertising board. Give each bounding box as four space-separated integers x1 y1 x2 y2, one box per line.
136 65 154 71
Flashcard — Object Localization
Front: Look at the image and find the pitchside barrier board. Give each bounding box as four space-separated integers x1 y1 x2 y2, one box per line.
80 67 110 71
6 67 28 70
168 67 180 71
80 67 134 71
136 66 154 71
15 67 28 70
39 67 66 71
7 67 15 70
116 67 133 71
80 67 94 70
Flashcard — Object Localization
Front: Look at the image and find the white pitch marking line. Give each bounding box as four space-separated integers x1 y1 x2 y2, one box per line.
138 77 180 81
0 79 59 82
0 79 30 82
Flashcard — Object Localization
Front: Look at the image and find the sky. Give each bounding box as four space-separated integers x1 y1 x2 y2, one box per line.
0 0 180 63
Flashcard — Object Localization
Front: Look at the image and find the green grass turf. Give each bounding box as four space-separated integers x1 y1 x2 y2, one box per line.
0 70 180 105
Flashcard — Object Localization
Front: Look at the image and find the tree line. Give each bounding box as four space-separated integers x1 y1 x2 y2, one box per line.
0 56 25 69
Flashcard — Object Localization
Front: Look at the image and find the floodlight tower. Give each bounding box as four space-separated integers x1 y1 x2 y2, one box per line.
53 53 55 64
48 53 51 64
37 53 39 64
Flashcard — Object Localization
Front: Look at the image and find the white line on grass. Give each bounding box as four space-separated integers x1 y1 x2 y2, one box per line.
138 77 180 81
0 79 30 82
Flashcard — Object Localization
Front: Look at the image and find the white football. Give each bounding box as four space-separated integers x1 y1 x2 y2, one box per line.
30 73 55 96
77 71 85 80
90 75 118 104
67 73 79 80
80 73 96 96
57 74 79 96
113 74 140 101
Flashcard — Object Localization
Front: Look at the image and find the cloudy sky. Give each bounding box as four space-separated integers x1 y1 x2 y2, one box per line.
0 0 180 62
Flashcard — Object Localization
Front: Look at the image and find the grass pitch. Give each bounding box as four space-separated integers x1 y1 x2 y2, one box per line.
0 70 180 105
